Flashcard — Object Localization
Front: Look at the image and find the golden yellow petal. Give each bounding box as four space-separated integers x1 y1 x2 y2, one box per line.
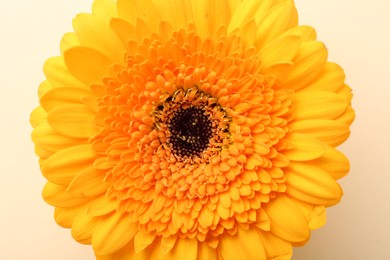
54 204 86 228
73 13 125 63
110 18 136 46
47 104 97 139
71 212 100 244
41 144 96 185
60 32 80 54
134 230 156 253
281 41 328 91
92 213 137 255
87 195 118 216
257 231 292 259
161 236 178 255
154 238 198 260
281 25 317 42
311 145 350 180
293 91 348 121
92 0 117 22
290 198 327 230
67 166 107 198
264 195 309 242
43 182 88 207
228 0 272 34
37 80 54 99
289 119 350 147
32 121 84 153
301 62 345 92
30 106 47 128
117 0 160 30
255 2 298 48
259 34 301 69
40 87 91 112
218 226 266 260
43 56 87 89
285 162 343 206
197 242 218 260
64 46 112 85
283 133 326 161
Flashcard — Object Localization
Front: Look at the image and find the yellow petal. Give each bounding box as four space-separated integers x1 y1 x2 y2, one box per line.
289 119 350 147
255 2 298 48
37 80 54 99
290 198 327 230
117 0 160 30
92 213 137 255
30 106 47 128
161 236 178 255
43 56 87 89
293 91 348 120
283 133 326 161
282 41 328 91
73 13 125 63
67 166 107 198
257 231 292 259
54 204 86 228
41 144 96 185
228 0 272 34
40 87 91 112
134 230 156 253
32 121 84 152
60 32 80 54
264 195 309 242
285 162 343 206
259 34 301 69
92 0 117 22
154 238 198 260
311 145 350 180
87 195 118 216
47 104 97 139
110 18 136 46
301 62 345 92
43 182 88 207
218 226 266 260
197 242 217 260
281 25 317 42
71 212 99 244
64 46 112 85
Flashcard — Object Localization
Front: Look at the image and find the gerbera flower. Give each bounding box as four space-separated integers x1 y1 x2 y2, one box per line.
30 0 355 259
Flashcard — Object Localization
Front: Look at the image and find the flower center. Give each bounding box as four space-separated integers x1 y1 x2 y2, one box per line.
168 107 213 158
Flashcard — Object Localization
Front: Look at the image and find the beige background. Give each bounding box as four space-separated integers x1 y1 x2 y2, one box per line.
0 0 389 259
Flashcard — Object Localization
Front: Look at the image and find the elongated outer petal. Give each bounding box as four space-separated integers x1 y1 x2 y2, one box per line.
32 121 84 152
283 133 326 161
43 182 88 208
255 3 298 48
54 204 86 228
87 195 118 217
30 106 47 128
117 0 160 30
64 46 113 85
43 56 87 89
134 230 156 253
47 104 97 139
290 198 327 230
285 162 343 206
218 226 266 260
67 166 107 198
289 119 350 147
311 145 350 180
257 231 292 259
259 34 301 69
71 212 100 244
301 62 345 92
282 41 328 91
151 238 198 260
73 13 125 63
293 91 348 121
264 195 309 242
41 144 96 185
60 32 80 54
196 242 217 260
92 213 137 255
40 87 91 112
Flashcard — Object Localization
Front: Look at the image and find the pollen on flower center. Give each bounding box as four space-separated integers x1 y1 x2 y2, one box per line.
168 106 214 158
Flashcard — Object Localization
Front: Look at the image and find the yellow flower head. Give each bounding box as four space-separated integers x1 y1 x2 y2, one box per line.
31 0 355 259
